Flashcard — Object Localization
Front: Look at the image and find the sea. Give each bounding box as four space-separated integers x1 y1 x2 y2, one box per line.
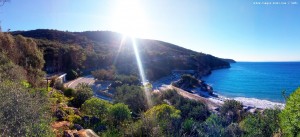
202 62 300 103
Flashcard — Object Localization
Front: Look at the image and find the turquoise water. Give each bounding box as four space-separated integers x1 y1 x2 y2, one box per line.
202 62 300 103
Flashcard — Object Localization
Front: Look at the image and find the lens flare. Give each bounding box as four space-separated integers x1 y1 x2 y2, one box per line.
131 38 146 83
131 37 153 107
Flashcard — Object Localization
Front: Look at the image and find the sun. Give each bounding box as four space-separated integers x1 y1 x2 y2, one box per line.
111 0 148 38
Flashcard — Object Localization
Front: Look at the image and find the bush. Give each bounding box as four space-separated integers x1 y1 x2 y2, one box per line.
240 109 280 137
280 87 300 136
114 85 149 115
109 103 131 126
63 88 76 97
199 114 226 136
91 68 115 81
144 104 181 135
220 100 243 123
114 74 139 86
0 81 54 136
50 90 70 104
71 83 93 107
81 97 112 120
158 89 210 122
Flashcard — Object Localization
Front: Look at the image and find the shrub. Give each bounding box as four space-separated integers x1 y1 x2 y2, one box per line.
114 85 149 115
91 68 115 81
199 114 226 136
279 87 300 136
0 81 53 136
240 109 280 137
81 97 112 120
63 88 76 97
220 100 243 123
71 83 93 107
109 103 131 126
144 104 181 135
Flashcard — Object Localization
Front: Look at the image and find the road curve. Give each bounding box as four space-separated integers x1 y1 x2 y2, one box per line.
64 75 95 89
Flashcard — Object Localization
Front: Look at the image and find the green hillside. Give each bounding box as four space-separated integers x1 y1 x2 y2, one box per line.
12 29 231 81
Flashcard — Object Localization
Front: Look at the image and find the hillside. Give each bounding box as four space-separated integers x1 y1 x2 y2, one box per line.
11 29 232 80
2 30 299 137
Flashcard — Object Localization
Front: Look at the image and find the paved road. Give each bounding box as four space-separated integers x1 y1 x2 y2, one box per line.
64 75 95 88
64 75 113 102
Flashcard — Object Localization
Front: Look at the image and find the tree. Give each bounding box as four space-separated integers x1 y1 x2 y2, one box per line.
240 109 281 137
91 68 115 81
199 114 226 137
239 114 264 137
0 81 54 137
224 123 242 137
0 53 26 82
114 74 139 86
71 83 93 107
263 109 281 135
144 104 181 135
108 103 131 126
181 118 198 136
0 33 45 86
81 97 112 120
114 85 148 115
279 87 300 136
220 100 243 123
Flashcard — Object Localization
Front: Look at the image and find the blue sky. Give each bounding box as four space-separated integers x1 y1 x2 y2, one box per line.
0 0 299 61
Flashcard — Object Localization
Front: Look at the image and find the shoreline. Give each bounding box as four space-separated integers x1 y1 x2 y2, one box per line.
193 87 285 109
153 74 285 110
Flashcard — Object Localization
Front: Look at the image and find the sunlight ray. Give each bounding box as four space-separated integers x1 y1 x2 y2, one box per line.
131 37 153 107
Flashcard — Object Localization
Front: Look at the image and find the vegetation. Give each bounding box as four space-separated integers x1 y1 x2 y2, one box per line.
280 87 300 136
0 32 54 136
1 29 300 136
92 68 116 81
70 83 94 107
220 100 244 123
114 85 148 115
81 97 112 120
12 29 230 81
0 82 54 137
240 109 281 137
108 103 131 127
0 33 45 86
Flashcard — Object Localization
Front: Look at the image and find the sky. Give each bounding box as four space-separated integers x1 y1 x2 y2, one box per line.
0 0 299 61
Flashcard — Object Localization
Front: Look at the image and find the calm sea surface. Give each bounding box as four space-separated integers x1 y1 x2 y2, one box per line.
202 62 300 103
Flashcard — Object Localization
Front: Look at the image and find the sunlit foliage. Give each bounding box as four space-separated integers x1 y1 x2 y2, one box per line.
280 87 300 137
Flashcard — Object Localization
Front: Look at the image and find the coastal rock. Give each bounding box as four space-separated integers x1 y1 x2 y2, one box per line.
206 85 213 95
